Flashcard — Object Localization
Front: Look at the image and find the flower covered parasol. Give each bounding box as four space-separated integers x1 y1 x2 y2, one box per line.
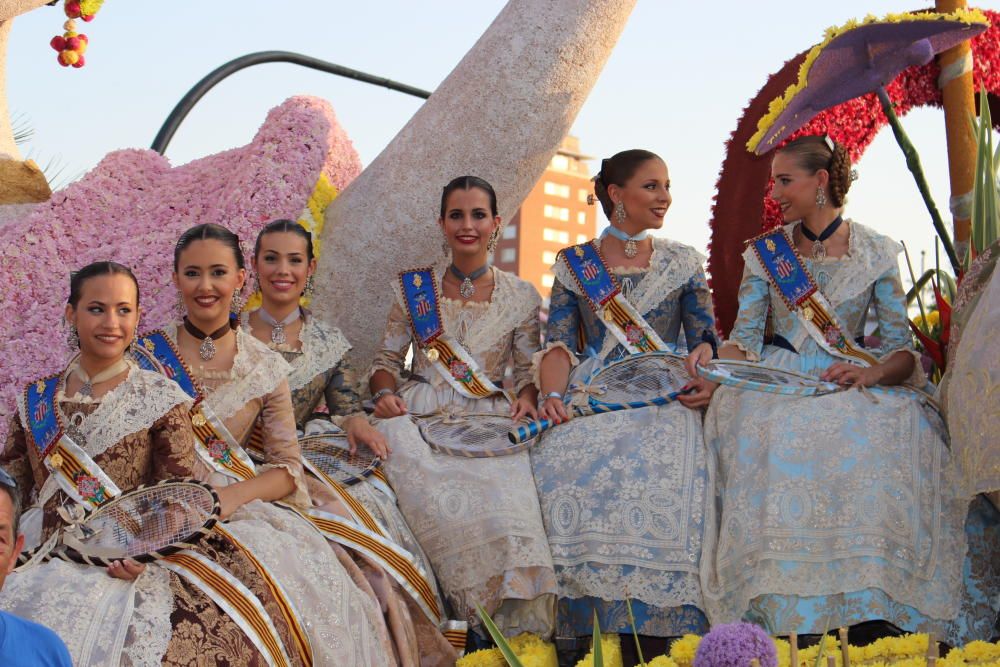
748 10 989 154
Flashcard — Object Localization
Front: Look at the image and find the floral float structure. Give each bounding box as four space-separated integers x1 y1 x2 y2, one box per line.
0 96 360 444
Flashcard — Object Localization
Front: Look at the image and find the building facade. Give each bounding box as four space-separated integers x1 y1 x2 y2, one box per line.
494 136 598 305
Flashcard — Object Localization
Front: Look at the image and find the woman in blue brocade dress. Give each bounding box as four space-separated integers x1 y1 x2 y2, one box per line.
700 135 998 645
531 150 719 648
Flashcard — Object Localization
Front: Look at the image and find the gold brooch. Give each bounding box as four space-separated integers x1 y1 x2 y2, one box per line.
35 379 46 395
425 348 440 362
604 308 615 322
802 306 815 321
143 338 156 351
191 412 207 427
412 274 423 288
49 452 64 469
765 238 776 252
574 246 585 258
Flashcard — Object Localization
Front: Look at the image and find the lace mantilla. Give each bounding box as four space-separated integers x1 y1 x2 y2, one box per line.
17 366 192 459
742 221 901 308
391 262 541 356
244 310 352 392
167 324 291 420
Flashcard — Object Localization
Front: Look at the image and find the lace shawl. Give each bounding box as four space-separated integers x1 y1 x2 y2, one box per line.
242 310 352 392
16 365 192 460
167 324 291 421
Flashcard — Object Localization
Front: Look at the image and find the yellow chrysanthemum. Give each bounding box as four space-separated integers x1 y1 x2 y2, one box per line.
575 634 623 667
669 634 702 667
456 647 504 667
648 656 679 667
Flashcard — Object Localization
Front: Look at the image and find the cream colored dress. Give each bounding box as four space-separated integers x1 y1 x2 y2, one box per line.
371 266 557 637
167 324 395 667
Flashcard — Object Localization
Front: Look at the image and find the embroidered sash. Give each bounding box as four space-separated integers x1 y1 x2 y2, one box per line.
749 229 879 366
134 332 258 481
140 331 445 626
23 376 121 510
399 268 510 401
561 242 666 354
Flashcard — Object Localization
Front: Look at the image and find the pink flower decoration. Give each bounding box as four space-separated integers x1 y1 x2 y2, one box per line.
0 96 361 446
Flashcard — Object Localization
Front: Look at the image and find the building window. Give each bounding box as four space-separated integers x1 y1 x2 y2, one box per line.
551 155 569 171
543 205 570 221
541 273 555 288
576 234 588 244
578 188 590 203
543 181 571 198
577 211 587 224
502 225 517 240
500 248 516 263
542 250 558 265
542 228 569 244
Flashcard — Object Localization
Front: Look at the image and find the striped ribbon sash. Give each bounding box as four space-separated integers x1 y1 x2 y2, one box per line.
135 331 258 481
562 242 666 354
399 268 510 401
749 230 878 366
23 375 121 510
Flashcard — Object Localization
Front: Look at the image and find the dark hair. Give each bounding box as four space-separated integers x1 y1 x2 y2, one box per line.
776 135 852 208
68 261 140 308
174 223 245 272
0 468 20 540
254 219 314 262
594 149 663 219
440 176 498 218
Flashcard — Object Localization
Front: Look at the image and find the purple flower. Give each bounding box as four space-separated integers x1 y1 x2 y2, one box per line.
693 622 777 667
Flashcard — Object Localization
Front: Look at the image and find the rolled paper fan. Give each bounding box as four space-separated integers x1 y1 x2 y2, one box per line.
748 9 989 154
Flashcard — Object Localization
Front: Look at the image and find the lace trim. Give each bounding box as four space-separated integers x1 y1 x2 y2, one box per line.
18 366 191 459
391 263 540 356
530 341 579 391
742 221 901 308
122 564 174 666
257 461 312 509
721 340 761 362
168 324 291 421
282 317 351 392
627 238 706 317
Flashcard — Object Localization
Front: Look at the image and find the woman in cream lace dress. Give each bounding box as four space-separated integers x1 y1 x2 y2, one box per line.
243 219 456 664
700 136 998 644
369 177 557 639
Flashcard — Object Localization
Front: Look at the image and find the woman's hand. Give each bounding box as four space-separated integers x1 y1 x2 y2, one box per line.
344 416 391 460
106 558 145 581
537 396 570 424
684 341 715 378
214 484 245 521
510 396 538 423
677 376 717 409
820 362 883 388
373 394 408 419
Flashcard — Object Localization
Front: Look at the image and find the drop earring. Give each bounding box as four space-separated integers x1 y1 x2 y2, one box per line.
815 187 827 209
304 275 315 297
66 323 79 349
231 288 243 315
614 201 626 226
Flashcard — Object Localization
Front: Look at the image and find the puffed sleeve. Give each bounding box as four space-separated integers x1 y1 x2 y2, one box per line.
258 379 311 508
1 417 35 509
725 265 770 361
512 299 543 395
679 267 717 352
872 265 926 386
324 357 366 425
531 276 582 388
148 403 196 482
368 298 413 385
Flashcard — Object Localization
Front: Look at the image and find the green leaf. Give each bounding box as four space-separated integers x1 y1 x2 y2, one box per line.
475 604 525 667
813 616 831 667
592 611 604 667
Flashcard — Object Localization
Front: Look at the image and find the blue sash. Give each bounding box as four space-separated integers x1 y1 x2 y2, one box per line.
561 242 666 355
398 268 509 400
23 375 120 509
749 229 878 366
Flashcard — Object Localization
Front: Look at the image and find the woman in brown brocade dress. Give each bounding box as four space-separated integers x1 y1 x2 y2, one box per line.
0 262 308 666
244 220 457 665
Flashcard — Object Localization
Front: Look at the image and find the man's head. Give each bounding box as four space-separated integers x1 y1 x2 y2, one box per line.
0 467 24 590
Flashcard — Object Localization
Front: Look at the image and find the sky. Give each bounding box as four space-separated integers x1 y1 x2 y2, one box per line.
8 0 996 282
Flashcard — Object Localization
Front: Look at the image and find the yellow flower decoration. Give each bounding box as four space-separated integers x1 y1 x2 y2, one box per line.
575 634 623 667
648 656 680 667
669 634 702 667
